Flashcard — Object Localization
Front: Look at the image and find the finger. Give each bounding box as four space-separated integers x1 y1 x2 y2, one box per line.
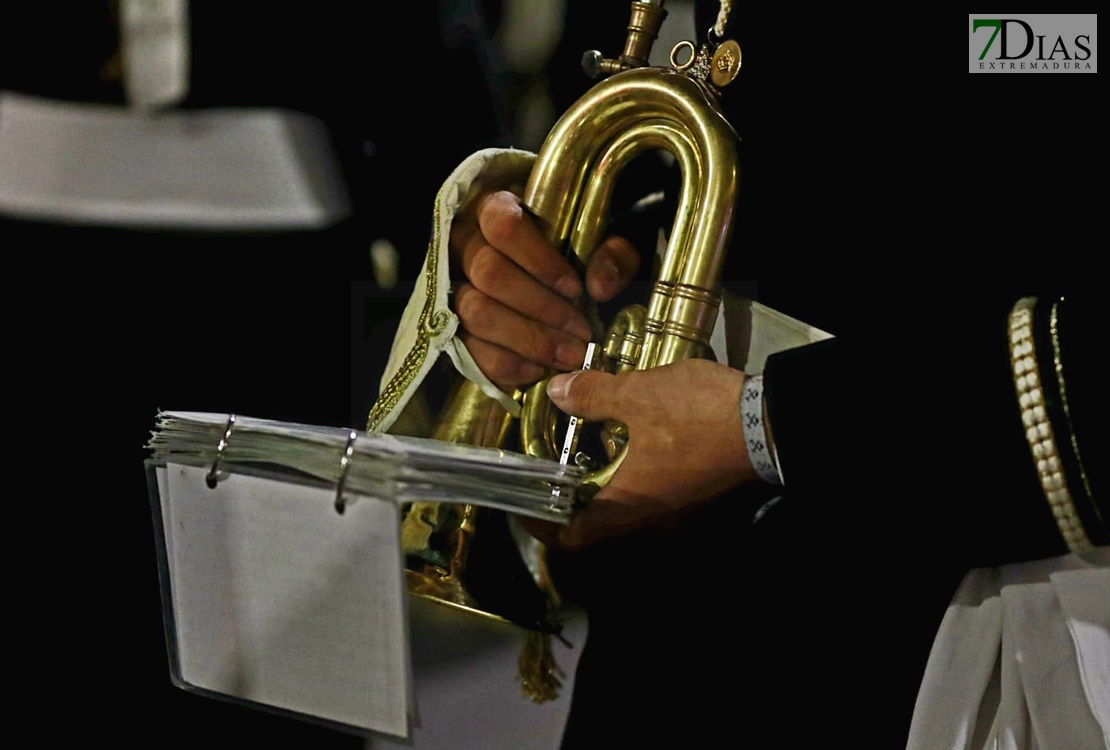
556 503 630 551
448 211 479 271
454 284 588 372
457 331 546 387
585 234 640 302
474 191 583 300
460 241 592 343
545 369 626 421
550 492 657 551
516 491 627 551
515 515 565 549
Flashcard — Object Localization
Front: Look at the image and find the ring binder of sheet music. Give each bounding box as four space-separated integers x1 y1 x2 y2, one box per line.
335 430 358 514
148 411 584 520
204 413 236 488
144 410 586 738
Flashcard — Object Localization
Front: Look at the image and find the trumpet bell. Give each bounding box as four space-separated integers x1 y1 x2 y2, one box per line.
402 502 555 633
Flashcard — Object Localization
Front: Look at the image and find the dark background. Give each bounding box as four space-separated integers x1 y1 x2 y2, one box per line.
1 2 1097 746
1 3 634 745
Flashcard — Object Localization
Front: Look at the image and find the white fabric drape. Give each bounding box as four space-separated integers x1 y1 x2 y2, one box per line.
908 547 1110 750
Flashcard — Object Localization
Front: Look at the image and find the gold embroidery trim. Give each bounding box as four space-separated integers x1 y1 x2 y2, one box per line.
366 201 449 433
1050 298 1103 536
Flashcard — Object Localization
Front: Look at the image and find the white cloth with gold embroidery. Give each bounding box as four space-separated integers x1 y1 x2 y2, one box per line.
367 147 831 436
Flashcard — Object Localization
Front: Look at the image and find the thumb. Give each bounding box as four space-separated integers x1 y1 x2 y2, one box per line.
546 369 624 421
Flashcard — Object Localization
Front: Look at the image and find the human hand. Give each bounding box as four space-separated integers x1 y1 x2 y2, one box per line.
449 190 640 389
518 358 758 550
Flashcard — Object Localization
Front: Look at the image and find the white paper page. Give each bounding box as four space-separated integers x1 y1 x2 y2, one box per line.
161 464 410 736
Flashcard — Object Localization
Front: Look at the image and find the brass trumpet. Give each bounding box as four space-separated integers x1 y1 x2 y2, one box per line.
379 0 742 701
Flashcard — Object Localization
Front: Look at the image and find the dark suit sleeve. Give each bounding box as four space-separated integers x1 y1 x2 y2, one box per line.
759 293 1096 573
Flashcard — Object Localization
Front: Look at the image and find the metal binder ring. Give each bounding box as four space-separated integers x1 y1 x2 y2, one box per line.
335 430 358 514
205 413 236 488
